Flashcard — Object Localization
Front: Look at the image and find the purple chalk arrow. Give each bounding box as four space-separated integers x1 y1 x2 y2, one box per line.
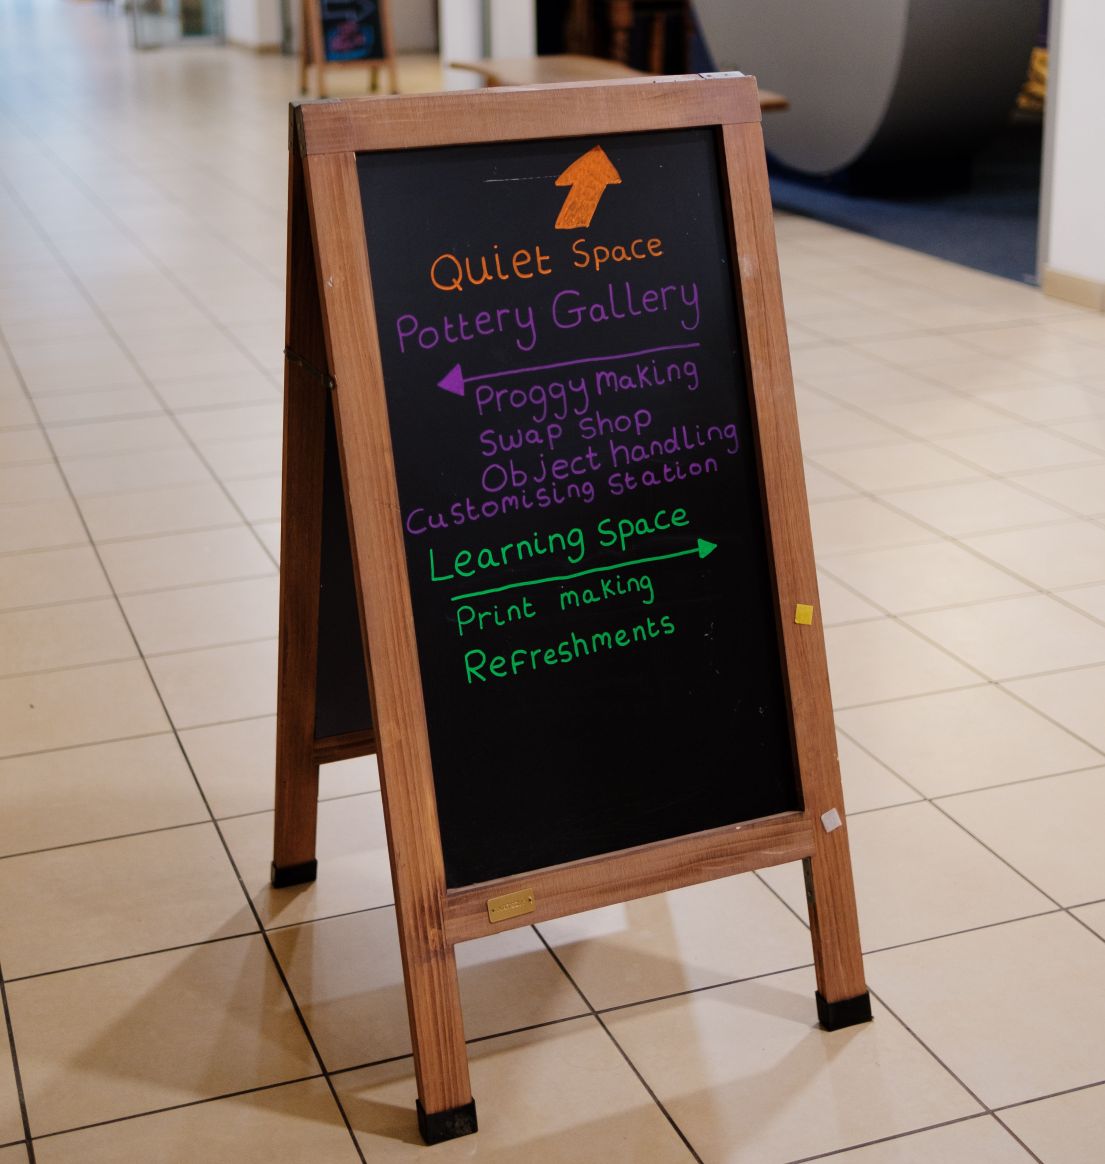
434 343 702 400
437 363 466 396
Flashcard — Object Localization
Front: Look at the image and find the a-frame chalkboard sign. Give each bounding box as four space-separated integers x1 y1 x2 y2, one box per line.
299 0 396 98
275 75 870 1144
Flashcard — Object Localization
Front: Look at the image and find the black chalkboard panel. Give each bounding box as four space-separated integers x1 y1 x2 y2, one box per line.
320 0 384 62
314 393 372 741
357 127 800 888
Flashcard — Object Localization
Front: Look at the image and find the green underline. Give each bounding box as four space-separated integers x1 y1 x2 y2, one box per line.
450 546 703 602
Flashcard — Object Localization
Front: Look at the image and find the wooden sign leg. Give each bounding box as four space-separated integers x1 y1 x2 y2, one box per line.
803 830 872 1029
273 147 329 888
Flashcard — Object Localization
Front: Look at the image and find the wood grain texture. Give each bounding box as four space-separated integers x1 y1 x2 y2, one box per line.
445 814 814 943
273 146 327 873
303 148 472 1115
313 727 376 764
295 72 763 156
721 120 866 1004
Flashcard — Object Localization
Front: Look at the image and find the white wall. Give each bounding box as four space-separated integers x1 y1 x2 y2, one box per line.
224 0 282 48
1042 0 1105 300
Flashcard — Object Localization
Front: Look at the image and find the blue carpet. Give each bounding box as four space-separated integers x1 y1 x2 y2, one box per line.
768 120 1042 284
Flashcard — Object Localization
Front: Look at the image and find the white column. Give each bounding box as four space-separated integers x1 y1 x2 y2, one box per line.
488 0 535 58
439 0 485 90
1041 0 1105 308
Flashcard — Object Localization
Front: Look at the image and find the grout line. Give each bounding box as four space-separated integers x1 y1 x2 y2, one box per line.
0 959 37 1164
783 1113 1043 1164
27 1074 327 1145
531 926 707 1164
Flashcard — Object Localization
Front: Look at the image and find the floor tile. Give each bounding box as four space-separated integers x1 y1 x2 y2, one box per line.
538 874 814 1011
0 391 35 427
44 416 183 459
0 547 109 611
196 435 281 481
0 463 68 504
0 1146 27 1163
333 1019 696 1161
31 385 161 424
97 525 273 593
978 380 1105 422
121 575 278 655
1000 1083 1105 1164
179 716 377 818
810 497 938 556
836 732 920 812
1006 663 1105 752
0 600 134 678
1073 902 1105 939
0 823 255 978
174 402 280 442
799 364 943 403
220 793 393 928
824 620 980 707
146 638 276 727
803 462 858 502
272 909 586 1071
808 441 981 493
1013 461 1105 517
7 935 319 1136
760 802 1051 951
816 571 884 625
797 407 900 453
904 593 1105 679
32 1079 361 1164
0 660 169 758
154 371 277 411
824 1116 1035 1163
252 519 280 560
964 519 1105 589
885 478 1070 537
1050 414 1105 454
223 473 280 521
836 686 1102 798
1060 581 1105 623
59 446 212 497
604 967 979 1164
867 913 1105 1108
0 734 207 856
820 541 1028 614
0 498 86 554
859 395 1019 437
937 769 1105 906
0 430 51 466
855 333 981 367
933 427 1099 475
77 480 240 541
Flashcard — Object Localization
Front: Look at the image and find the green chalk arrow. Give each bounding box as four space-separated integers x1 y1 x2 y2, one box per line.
450 536 719 602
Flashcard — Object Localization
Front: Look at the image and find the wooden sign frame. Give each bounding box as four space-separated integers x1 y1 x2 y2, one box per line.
275 75 869 1144
299 0 397 98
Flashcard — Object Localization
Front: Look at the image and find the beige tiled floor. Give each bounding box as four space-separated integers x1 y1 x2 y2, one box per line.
1 4 1104 1163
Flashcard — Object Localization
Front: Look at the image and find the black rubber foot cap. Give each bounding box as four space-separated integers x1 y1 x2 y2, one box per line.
417 1098 478 1144
270 859 318 888
816 989 873 1031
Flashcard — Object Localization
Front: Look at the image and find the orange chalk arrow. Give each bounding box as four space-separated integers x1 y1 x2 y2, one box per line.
554 145 622 230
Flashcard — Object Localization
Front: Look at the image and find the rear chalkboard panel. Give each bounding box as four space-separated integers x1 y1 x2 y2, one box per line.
314 393 372 741
357 127 800 888
321 0 384 62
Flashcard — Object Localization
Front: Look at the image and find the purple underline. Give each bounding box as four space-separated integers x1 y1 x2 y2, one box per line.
464 343 702 384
